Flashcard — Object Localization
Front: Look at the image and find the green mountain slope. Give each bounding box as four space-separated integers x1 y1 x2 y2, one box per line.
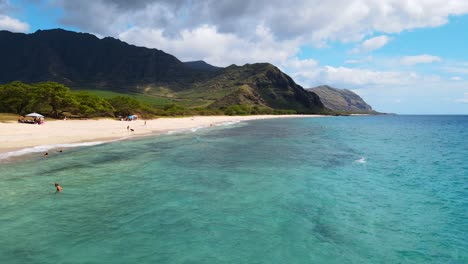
0 29 214 92
199 64 324 113
0 29 325 113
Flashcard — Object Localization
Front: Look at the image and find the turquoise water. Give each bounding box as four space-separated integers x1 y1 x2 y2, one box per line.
0 116 467 263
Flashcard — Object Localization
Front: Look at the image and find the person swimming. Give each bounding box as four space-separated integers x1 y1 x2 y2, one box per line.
44 152 49 157
54 182 63 192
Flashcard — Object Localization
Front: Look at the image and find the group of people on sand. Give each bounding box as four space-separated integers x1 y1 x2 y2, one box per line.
42 149 64 192
119 115 139 121
18 116 45 124
126 120 147 132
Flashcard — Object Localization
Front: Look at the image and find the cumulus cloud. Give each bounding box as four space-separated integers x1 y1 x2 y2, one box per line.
119 25 300 67
55 0 184 36
282 57 319 70
0 1 30 32
0 15 29 32
52 0 468 45
282 57 447 90
279 58 418 88
350 36 391 53
400 54 442 65
451 76 463 81
314 66 417 86
296 64 467 113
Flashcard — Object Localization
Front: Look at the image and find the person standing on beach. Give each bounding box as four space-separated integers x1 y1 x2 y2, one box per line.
127 125 130 131
54 182 62 192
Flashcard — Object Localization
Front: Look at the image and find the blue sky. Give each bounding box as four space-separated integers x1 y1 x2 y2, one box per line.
1 0 467 114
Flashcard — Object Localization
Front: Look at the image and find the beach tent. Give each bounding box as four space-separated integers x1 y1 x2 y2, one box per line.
25 112 44 118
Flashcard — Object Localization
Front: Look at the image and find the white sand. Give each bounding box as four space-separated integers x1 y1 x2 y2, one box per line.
0 115 323 156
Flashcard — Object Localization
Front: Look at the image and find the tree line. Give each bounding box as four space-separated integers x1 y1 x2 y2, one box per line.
0 81 296 118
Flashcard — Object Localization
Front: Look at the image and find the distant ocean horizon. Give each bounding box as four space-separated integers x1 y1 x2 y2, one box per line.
1 115 467 263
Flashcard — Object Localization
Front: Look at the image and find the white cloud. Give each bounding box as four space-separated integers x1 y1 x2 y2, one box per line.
285 61 441 88
400 54 442 65
54 0 468 45
315 66 416 86
351 36 392 53
455 93 468 103
0 15 29 32
282 57 319 70
451 76 463 81
292 64 468 113
119 25 300 67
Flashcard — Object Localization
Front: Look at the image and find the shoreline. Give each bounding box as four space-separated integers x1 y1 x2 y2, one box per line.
0 115 324 160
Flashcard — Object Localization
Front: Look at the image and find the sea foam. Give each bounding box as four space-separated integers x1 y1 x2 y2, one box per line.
355 157 366 163
0 141 106 160
166 120 243 135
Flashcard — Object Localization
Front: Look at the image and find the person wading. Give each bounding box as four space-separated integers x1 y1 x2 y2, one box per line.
54 182 63 192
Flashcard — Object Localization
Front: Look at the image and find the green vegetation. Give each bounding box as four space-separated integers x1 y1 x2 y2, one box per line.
70 64 327 115
0 81 299 118
0 81 114 118
222 105 296 115
1 29 329 116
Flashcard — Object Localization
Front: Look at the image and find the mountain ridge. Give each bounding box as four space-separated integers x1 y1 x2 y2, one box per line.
184 60 222 72
0 29 210 91
1 28 367 114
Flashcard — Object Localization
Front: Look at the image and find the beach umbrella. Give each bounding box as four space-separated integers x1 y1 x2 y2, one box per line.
25 112 44 118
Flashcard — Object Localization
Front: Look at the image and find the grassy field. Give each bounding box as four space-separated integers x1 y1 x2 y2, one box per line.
75 89 217 108
0 113 19 123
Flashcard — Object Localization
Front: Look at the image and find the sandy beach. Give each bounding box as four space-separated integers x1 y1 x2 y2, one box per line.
0 115 323 158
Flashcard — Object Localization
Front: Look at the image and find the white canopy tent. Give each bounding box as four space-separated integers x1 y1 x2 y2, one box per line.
25 112 44 118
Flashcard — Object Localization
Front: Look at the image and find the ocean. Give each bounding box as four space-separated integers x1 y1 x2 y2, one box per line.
0 115 467 263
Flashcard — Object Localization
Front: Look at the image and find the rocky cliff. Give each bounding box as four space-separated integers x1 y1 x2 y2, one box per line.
307 85 376 114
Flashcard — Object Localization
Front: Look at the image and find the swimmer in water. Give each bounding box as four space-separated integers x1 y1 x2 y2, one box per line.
54 182 63 192
44 152 49 157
